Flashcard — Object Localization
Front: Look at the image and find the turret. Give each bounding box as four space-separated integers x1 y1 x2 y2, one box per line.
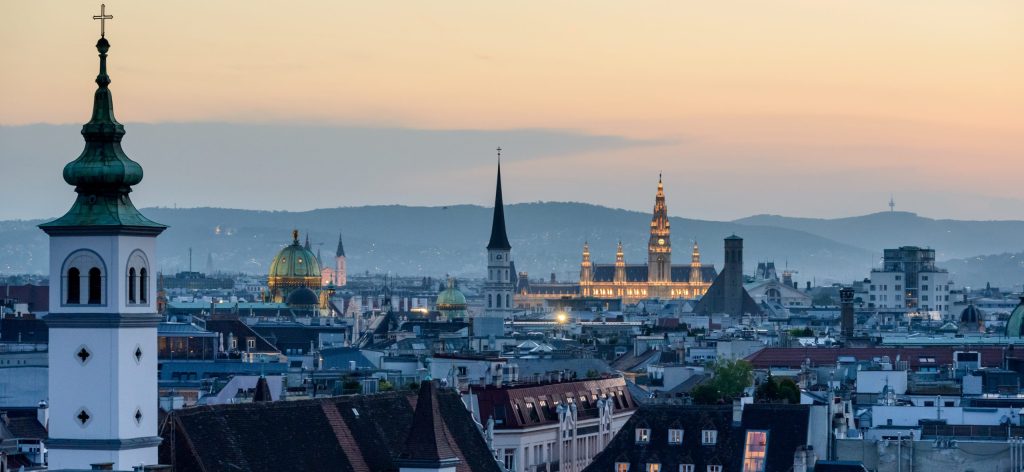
614 241 626 284
579 241 593 284
647 175 672 286
690 240 703 285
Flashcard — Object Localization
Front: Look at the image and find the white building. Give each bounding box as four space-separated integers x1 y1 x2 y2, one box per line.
869 246 951 317
464 377 637 472
38 29 165 470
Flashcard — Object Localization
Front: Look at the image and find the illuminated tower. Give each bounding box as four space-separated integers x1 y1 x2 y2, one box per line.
476 150 513 338
690 240 703 286
614 241 626 284
579 242 593 295
39 10 165 468
648 175 672 295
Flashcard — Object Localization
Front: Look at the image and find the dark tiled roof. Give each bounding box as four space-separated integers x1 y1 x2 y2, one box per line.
204 318 280 353
583 405 741 472
741 404 810 472
252 376 272 402
815 461 869 471
0 285 49 312
399 381 458 466
321 347 375 370
693 271 763 315
161 388 501 472
471 377 635 430
1 410 47 440
745 346 1006 369
0 318 48 343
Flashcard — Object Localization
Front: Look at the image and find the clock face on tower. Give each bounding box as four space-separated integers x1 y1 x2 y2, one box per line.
496 254 503 260
658 238 665 246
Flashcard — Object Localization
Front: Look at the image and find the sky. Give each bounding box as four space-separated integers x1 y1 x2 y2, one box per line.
2 1 1022 221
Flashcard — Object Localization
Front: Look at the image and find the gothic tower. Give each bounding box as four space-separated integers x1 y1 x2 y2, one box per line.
723 235 745 316
690 240 703 285
38 19 166 469
579 242 593 295
648 175 672 294
335 231 347 286
614 241 626 284
476 153 513 338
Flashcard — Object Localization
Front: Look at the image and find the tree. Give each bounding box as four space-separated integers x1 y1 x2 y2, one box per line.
755 375 801 404
777 379 801 404
711 359 753 399
378 379 395 392
788 327 813 337
691 384 722 405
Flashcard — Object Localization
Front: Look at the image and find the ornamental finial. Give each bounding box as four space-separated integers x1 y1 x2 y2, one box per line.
93 4 113 38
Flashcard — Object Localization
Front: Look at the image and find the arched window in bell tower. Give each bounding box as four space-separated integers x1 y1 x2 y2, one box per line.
128 267 137 304
67 268 81 304
140 268 148 303
88 268 102 304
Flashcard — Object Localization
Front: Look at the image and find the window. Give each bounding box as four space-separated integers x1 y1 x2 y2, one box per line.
616 463 630 472
668 428 683 445
488 294 492 308
702 430 717 445
140 268 148 303
646 464 661 472
742 430 768 472
87 267 102 304
457 366 468 376
922 285 929 291
503 449 515 470
246 338 256 350
67 267 81 303
707 466 722 472
680 466 695 472
128 267 137 303
506 294 511 308
635 428 651 444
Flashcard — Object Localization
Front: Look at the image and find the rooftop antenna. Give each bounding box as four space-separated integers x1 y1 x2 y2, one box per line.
889 194 896 212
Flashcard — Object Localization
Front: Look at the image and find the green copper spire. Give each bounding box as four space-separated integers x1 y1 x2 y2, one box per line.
40 33 165 235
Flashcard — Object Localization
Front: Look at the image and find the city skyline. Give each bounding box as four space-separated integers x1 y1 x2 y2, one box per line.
2 1 1022 221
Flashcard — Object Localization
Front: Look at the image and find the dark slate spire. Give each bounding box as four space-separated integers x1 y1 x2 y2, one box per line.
40 30 164 234
336 232 346 257
252 375 273 402
396 381 460 468
486 153 511 251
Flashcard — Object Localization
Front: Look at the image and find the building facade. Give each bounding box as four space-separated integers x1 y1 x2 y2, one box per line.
868 247 950 317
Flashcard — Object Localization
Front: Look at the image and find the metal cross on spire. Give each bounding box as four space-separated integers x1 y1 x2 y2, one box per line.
93 4 113 37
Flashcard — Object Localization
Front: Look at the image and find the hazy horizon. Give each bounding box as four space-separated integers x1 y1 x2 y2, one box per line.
3 2 1022 221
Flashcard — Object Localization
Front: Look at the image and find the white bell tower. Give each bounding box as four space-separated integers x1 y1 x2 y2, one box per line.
39 9 166 469
475 149 514 340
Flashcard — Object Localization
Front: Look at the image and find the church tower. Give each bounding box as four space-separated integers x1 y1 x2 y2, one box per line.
648 175 672 293
476 151 513 339
39 12 166 469
614 241 626 284
334 232 347 286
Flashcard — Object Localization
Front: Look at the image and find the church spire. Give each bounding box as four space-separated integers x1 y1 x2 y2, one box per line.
40 9 163 233
486 148 511 250
336 232 346 257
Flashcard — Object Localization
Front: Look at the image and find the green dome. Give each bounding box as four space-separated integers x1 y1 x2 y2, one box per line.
269 231 322 279
436 282 467 309
1006 297 1024 337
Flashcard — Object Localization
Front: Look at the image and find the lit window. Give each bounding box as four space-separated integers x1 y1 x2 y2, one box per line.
635 428 651 444
668 428 683 445
702 430 717 445
680 466 695 472
616 463 630 472
647 464 661 472
742 430 768 472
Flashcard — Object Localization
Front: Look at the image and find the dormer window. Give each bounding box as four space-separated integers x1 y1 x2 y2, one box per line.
680 466 695 472
702 430 717 445
635 427 651 444
646 464 661 472
707 466 722 472
668 428 683 445
616 463 630 472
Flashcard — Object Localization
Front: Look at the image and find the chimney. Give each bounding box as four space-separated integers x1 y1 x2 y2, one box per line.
732 398 744 425
840 287 855 338
37 400 48 430
793 446 808 472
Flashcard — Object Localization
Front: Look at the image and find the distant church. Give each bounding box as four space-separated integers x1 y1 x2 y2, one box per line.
517 176 716 305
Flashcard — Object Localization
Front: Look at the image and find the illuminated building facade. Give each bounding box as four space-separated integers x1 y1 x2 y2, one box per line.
517 177 715 306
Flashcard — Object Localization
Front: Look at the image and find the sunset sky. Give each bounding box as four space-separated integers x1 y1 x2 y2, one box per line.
2 1 1022 221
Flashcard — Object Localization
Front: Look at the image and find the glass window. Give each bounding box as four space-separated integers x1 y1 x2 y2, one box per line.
635 428 650 444
680 466 694 472
668 428 683 445
742 430 768 472
702 430 717 445
707 466 723 472
647 464 661 472
67 267 81 303
88 267 102 304
616 463 630 472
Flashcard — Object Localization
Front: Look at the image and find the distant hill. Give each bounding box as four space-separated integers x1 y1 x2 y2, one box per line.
0 203 871 284
4 204 1021 287
734 212 1024 261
